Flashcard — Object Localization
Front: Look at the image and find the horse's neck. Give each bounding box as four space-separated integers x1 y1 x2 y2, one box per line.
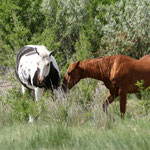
80 58 107 80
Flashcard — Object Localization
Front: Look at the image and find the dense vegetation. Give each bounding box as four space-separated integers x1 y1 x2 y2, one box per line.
0 0 150 149
1 0 150 72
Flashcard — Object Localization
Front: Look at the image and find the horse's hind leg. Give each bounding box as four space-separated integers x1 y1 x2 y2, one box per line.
22 85 26 94
118 89 127 118
21 85 35 123
103 90 118 114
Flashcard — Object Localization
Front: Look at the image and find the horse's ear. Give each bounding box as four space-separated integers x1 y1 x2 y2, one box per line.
35 48 39 55
75 60 80 68
49 50 53 57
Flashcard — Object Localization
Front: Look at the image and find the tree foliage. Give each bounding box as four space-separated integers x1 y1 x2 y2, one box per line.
99 0 150 58
0 0 149 73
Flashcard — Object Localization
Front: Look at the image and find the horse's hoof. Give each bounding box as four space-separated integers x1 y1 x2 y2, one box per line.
29 116 35 123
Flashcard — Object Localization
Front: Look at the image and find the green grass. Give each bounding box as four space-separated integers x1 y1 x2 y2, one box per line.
0 118 150 150
1 79 150 150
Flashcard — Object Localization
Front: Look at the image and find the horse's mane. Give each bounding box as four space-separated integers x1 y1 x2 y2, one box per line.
44 62 60 89
80 55 120 83
80 55 116 66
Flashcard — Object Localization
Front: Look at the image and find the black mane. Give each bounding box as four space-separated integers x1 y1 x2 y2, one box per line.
44 62 60 90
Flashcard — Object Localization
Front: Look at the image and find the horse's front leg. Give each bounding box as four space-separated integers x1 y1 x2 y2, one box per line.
118 88 127 118
34 87 44 102
103 90 118 114
29 87 44 123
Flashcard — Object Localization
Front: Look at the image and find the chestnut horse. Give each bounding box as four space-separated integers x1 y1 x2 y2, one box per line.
62 55 150 117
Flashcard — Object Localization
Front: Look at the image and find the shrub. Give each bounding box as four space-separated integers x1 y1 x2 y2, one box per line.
5 88 45 122
98 0 150 58
135 80 150 115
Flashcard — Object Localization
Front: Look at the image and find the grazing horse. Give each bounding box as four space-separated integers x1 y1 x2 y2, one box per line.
16 45 60 122
62 55 150 117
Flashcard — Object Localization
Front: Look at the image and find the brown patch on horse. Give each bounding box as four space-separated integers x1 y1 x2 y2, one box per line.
62 55 150 117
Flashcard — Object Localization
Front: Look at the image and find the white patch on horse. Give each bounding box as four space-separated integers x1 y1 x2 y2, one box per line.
18 52 38 89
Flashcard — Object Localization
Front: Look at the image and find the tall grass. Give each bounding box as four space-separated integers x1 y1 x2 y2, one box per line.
0 78 150 149
0 119 150 150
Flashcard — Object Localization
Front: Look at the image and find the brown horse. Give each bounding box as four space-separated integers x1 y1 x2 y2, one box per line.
62 55 150 117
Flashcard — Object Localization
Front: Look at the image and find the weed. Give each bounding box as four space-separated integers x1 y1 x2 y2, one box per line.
135 80 150 115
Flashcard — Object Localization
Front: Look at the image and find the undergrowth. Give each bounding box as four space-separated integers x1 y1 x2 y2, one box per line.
0 79 150 149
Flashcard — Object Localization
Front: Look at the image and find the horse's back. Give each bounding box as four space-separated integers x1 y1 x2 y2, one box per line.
105 55 136 68
114 55 136 63
111 60 150 92
16 46 35 63
140 55 150 62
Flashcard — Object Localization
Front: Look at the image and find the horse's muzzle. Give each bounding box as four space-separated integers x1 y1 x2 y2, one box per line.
62 84 68 93
39 76 44 84
62 78 69 93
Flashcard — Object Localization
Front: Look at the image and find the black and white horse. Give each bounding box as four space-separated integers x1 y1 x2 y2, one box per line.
16 45 61 122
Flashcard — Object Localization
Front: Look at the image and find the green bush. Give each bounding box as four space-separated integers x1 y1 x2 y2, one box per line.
2 0 150 73
0 0 121 73
136 80 150 115
5 88 45 122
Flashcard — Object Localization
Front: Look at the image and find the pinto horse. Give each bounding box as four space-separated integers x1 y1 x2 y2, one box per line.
62 55 150 117
16 45 61 122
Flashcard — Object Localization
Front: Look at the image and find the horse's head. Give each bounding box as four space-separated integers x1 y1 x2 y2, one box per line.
62 60 83 92
36 49 53 85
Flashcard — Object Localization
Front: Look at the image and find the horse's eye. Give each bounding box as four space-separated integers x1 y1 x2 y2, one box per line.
68 72 71 76
47 63 50 67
